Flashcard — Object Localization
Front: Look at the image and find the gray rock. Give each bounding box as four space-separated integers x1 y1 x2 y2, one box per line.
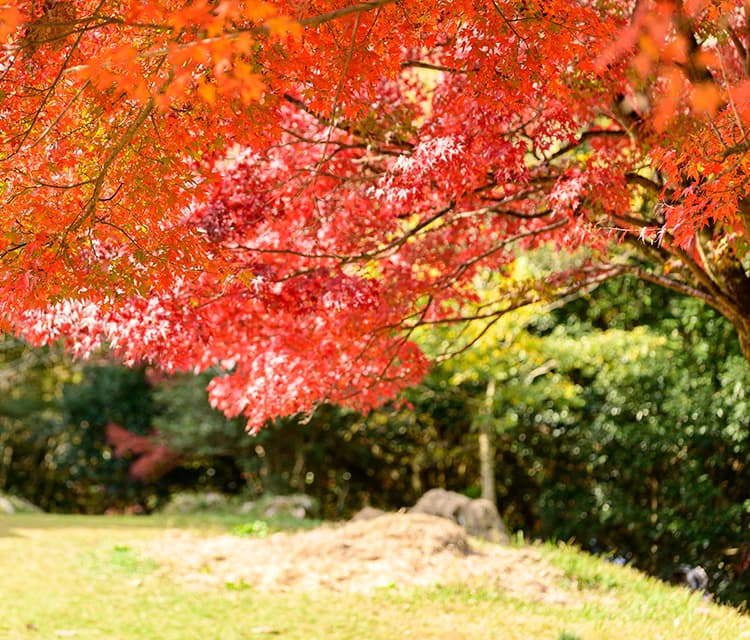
410 488 471 524
0 496 14 514
410 489 509 544
462 497 509 544
262 494 318 519
239 500 257 514
161 491 230 513
350 506 387 521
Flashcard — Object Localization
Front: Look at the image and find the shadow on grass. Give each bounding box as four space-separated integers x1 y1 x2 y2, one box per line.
0 511 322 536
0 513 170 534
0 519 21 537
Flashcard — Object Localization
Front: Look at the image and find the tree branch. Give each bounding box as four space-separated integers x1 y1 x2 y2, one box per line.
625 172 662 193
434 219 569 289
298 0 397 28
546 129 627 162
282 92 414 150
625 265 727 313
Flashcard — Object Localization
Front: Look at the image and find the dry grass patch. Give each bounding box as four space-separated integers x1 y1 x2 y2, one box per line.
144 512 573 604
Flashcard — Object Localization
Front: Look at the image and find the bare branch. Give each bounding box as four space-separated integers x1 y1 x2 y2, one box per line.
727 25 747 65
282 92 414 150
3 0 107 160
625 172 662 193
298 0 397 28
401 60 461 73
624 265 726 312
435 219 569 289
28 79 91 150
546 129 627 162
233 202 455 264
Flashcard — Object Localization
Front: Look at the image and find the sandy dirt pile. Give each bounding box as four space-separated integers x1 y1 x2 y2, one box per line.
143 513 574 604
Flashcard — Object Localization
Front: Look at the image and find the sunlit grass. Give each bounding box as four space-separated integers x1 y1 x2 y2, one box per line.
1 513 749 640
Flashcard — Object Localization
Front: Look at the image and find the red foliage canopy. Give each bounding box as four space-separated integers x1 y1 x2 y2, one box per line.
3 0 750 429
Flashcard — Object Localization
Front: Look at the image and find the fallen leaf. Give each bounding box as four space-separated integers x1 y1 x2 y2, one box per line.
250 627 281 635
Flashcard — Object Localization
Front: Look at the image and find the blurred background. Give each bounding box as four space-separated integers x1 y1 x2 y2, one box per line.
1 276 748 604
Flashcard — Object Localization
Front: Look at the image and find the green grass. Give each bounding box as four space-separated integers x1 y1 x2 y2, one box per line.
1 513 749 640
230 519 270 537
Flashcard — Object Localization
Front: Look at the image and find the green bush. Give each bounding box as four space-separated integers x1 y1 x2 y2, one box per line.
491 281 750 605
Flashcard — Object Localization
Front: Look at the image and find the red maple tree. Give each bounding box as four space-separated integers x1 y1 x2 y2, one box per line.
2 0 750 429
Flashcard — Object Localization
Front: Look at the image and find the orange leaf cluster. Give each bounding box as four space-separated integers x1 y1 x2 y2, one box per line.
2 0 750 428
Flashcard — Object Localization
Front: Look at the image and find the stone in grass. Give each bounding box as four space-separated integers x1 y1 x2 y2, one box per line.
0 492 44 514
240 494 319 519
0 496 12 514
409 489 509 544
161 491 230 514
262 494 318 519
350 506 387 522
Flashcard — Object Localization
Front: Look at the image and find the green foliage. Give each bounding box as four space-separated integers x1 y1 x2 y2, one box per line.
230 520 269 537
153 377 476 518
493 279 750 604
0 336 78 511
82 543 158 578
150 373 262 493
224 579 253 591
53 363 159 512
0 348 169 513
106 545 159 575
152 373 251 458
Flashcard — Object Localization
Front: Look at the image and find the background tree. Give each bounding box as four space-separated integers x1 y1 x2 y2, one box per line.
408 276 750 604
0 336 74 505
0 340 170 512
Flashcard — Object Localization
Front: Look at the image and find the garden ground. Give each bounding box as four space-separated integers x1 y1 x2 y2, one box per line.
1 512 749 640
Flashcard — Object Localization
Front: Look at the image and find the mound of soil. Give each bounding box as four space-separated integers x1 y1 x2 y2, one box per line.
143 513 573 604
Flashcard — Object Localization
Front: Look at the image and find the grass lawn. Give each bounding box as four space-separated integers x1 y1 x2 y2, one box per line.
1 513 749 640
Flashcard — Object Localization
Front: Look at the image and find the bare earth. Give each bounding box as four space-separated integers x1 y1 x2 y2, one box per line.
143 513 575 605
